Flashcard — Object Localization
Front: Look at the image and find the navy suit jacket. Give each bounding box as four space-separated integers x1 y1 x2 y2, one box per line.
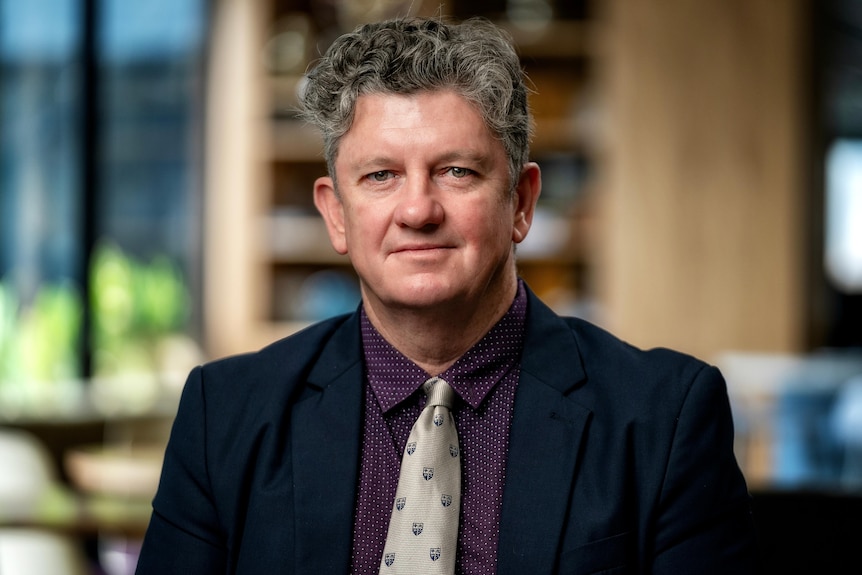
136 290 757 574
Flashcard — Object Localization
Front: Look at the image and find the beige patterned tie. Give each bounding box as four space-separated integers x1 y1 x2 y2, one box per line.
380 376 461 573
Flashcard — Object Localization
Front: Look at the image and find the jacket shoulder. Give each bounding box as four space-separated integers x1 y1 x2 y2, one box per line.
566 316 710 377
194 312 359 410
554 315 722 416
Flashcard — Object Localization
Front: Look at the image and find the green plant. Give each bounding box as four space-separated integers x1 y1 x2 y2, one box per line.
90 242 190 377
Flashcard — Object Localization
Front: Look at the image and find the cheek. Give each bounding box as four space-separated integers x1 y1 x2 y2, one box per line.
344 206 386 246
466 203 512 241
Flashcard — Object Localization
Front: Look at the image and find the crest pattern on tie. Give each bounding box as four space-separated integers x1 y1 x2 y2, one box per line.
380 377 461 573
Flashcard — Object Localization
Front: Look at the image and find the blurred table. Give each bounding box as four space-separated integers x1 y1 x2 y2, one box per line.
0 393 176 540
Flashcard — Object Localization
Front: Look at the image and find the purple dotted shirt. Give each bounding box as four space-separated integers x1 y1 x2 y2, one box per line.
350 282 527 574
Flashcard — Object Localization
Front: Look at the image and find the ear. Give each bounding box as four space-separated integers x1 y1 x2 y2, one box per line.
313 176 348 255
511 162 542 244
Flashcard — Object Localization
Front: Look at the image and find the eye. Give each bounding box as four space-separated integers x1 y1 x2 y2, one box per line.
447 166 473 178
367 170 393 182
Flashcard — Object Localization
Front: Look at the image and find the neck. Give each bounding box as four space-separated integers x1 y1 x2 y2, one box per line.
362 275 518 375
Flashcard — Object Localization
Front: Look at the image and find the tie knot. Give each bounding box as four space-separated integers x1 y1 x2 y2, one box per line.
423 377 455 410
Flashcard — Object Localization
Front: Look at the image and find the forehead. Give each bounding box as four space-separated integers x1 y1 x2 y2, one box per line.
357 90 481 127
338 90 502 160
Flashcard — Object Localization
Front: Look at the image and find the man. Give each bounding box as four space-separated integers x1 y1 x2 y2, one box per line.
136 16 757 574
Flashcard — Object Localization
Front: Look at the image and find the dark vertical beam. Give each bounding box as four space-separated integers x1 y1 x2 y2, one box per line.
803 0 827 350
80 0 98 378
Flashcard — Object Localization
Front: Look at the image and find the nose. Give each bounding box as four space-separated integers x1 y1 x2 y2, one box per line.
393 176 444 229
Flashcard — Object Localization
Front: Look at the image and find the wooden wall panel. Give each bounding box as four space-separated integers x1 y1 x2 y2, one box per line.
596 0 809 360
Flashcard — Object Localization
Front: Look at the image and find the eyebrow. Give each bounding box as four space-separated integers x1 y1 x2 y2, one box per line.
350 156 397 173
350 150 493 173
437 150 492 168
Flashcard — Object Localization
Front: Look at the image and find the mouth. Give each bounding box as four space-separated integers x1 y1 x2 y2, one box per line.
391 244 451 254
389 245 454 261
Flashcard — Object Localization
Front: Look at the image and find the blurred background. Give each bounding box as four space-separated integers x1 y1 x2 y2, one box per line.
0 0 860 573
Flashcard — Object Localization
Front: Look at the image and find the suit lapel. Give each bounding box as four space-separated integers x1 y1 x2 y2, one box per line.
497 293 592 575
290 314 365 572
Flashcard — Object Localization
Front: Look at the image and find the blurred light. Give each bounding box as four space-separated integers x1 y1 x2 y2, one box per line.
101 0 204 61
507 0 553 32
825 139 862 293
0 0 78 60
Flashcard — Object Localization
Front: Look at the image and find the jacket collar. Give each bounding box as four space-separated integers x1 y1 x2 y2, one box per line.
498 290 592 574
291 312 365 571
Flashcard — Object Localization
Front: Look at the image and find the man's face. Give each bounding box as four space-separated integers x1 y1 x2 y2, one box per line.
314 90 540 315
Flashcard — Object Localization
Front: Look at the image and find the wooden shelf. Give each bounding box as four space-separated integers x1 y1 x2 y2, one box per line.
266 211 337 262
270 120 325 162
500 19 595 60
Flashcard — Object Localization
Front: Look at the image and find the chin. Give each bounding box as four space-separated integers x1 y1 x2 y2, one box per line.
382 279 462 309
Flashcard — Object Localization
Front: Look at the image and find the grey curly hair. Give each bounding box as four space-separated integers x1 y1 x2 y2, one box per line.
298 16 533 191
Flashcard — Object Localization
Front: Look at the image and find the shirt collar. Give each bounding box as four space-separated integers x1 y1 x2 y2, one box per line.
361 280 527 413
